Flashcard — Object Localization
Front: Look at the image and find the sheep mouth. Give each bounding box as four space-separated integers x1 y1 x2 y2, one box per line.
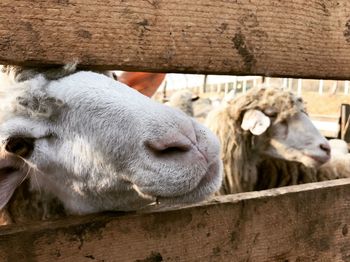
305 154 330 166
150 158 222 205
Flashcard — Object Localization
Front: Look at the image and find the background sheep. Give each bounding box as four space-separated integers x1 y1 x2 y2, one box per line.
192 98 213 123
165 90 221 123
206 87 331 194
0 64 222 224
165 90 199 116
315 139 350 181
328 139 349 155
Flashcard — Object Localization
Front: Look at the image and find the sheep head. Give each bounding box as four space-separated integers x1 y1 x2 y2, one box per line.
166 90 199 116
206 87 330 194
232 87 330 168
0 66 222 215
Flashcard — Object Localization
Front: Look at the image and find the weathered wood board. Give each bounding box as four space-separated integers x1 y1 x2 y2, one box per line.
0 179 350 261
1 0 350 79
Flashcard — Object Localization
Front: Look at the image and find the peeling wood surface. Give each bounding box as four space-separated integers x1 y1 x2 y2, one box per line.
0 179 350 261
1 1 350 78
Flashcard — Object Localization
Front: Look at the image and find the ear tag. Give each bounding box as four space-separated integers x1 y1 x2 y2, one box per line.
241 109 271 135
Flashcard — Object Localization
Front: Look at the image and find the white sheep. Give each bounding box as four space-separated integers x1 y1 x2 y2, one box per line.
165 90 221 124
205 87 331 194
0 65 222 223
328 139 349 155
165 90 199 116
316 139 350 181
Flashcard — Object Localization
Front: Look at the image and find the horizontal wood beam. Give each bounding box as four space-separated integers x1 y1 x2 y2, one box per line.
0 179 350 261
1 1 350 79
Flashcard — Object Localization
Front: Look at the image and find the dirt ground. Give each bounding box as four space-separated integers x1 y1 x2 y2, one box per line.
301 92 350 116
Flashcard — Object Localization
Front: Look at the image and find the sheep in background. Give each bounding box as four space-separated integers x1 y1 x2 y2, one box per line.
193 93 235 123
328 139 349 155
206 87 330 194
166 90 199 116
191 98 213 123
0 64 222 224
165 90 224 122
317 139 350 181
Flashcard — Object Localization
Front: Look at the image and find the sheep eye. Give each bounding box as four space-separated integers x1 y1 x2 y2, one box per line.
5 137 35 158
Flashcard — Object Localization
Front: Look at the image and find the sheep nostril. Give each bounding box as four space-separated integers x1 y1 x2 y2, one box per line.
320 143 331 155
158 146 190 154
146 137 192 156
5 137 35 158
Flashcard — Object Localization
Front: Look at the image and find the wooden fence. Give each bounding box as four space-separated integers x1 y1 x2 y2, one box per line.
2 0 350 79
2 0 350 261
1 179 350 261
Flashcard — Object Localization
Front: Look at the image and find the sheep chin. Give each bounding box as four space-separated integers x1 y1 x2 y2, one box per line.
154 158 222 205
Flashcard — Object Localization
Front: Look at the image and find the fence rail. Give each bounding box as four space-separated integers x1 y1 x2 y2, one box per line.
1 179 350 261
1 1 350 79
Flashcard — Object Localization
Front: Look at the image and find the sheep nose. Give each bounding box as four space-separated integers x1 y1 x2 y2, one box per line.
320 142 331 156
146 134 193 156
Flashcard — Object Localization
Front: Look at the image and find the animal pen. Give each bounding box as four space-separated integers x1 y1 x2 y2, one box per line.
1 0 350 261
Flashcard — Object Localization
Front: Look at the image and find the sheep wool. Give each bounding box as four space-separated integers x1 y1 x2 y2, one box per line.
206 87 307 194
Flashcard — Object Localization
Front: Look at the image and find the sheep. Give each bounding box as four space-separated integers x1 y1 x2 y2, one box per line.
166 90 199 116
314 139 350 181
328 138 349 155
192 98 213 123
205 87 331 194
0 64 222 224
165 90 221 124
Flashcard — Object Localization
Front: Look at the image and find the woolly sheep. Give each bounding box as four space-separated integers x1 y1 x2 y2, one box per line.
0 64 222 221
316 139 350 181
165 90 221 123
166 90 199 116
328 139 349 155
192 98 213 123
205 87 331 194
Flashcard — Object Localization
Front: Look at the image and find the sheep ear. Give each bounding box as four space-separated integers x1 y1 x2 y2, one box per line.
0 169 26 209
241 109 271 135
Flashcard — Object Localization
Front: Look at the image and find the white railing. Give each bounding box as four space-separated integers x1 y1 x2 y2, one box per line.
158 75 350 96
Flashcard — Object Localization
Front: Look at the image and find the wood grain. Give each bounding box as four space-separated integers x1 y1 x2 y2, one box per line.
1 1 350 79
0 179 350 261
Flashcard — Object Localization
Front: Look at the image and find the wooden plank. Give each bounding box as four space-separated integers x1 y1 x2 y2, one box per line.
0 179 350 261
1 1 350 78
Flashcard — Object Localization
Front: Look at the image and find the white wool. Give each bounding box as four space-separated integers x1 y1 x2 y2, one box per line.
167 90 195 116
205 87 330 194
0 66 222 220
